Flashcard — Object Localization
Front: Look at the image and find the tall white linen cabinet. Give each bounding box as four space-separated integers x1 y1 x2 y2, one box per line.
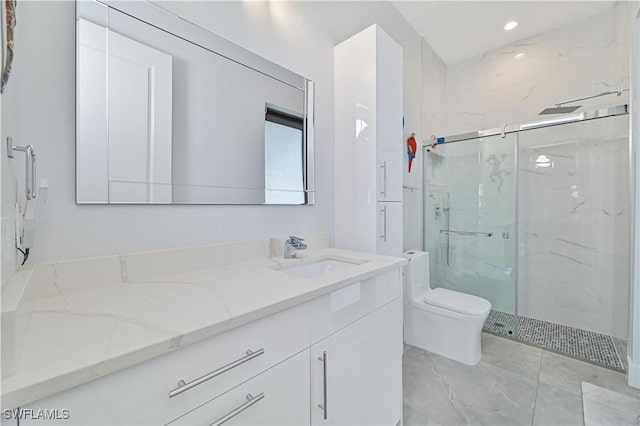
334 24 403 256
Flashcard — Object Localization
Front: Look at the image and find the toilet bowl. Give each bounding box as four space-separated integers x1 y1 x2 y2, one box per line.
403 250 491 365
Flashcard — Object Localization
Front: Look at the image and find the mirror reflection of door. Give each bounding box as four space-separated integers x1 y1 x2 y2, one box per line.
77 18 172 204
77 1 315 205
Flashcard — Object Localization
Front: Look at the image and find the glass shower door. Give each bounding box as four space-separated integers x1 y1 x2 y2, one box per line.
423 134 518 335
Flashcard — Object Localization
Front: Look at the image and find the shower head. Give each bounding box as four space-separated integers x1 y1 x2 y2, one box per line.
539 87 628 116
539 105 582 115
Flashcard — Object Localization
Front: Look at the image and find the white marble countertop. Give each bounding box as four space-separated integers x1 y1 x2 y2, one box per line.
1 248 406 409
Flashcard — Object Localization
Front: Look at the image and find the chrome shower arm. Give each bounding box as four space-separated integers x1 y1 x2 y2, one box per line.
555 86 629 107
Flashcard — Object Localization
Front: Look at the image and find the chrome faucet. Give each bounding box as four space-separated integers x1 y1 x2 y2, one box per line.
284 236 307 259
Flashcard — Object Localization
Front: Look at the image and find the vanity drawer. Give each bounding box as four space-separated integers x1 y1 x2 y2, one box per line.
168 349 310 425
20 303 310 426
309 268 401 344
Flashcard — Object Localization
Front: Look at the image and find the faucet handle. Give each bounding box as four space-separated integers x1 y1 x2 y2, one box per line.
288 235 305 244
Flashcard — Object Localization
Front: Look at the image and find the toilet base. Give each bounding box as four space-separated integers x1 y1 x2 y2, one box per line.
404 298 488 366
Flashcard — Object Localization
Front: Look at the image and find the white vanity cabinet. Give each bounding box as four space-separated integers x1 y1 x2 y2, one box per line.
10 265 403 426
310 299 402 426
309 268 403 426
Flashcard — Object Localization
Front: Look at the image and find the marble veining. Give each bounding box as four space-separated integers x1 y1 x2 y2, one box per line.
0 239 405 410
518 114 630 338
581 382 640 426
404 333 639 425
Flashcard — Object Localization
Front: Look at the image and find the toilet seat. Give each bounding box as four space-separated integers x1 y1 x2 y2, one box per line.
423 288 491 316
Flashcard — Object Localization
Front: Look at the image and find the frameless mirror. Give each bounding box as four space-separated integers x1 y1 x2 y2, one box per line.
76 0 315 205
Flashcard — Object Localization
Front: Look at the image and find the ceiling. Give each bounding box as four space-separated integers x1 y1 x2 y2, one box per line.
392 1 615 65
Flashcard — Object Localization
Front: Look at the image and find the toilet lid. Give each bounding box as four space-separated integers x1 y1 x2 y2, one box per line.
423 288 491 316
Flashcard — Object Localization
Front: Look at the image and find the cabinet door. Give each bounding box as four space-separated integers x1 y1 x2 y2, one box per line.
311 300 402 426
375 28 402 203
169 349 310 426
377 202 403 257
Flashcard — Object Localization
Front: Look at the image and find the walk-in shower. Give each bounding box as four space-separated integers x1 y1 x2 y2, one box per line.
423 104 630 371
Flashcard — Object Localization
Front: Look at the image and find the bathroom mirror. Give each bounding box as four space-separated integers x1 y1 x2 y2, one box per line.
76 0 315 205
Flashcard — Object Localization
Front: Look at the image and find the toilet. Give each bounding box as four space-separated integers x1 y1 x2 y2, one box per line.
403 250 491 365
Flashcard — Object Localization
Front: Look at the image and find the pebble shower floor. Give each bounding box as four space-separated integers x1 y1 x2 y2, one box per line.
483 310 628 371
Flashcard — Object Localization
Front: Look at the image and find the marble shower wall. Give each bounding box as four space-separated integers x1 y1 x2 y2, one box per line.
446 4 630 136
518 115 630 338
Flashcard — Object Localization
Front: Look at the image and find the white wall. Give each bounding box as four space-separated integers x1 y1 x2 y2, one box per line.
0 1 420 277
1 33 18 285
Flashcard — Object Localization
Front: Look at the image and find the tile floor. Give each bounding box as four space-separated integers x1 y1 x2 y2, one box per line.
403 333 640 425
484 310 627 371
582 382 640 426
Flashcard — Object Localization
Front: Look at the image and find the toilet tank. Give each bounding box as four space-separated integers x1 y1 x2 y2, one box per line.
403 250 431 297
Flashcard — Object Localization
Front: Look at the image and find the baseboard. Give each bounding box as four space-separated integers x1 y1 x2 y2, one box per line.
628 356 640 389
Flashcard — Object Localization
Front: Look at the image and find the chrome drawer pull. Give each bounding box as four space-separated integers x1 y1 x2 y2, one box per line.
169 348 265 398
210 392 265 426
318 351 328 420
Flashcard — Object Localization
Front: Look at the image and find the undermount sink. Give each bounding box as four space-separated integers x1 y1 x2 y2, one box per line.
278 258 363 278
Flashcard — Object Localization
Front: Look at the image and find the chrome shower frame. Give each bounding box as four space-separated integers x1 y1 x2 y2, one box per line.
432 104 628 145
422 103 630 340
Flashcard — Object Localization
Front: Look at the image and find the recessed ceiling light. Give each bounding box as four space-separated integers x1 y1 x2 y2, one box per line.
515 53 525 59
504 21 518 31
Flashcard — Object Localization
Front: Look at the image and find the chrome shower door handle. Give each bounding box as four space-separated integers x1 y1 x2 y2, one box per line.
439 230 493 237
379 161 387 197
318 351 328 420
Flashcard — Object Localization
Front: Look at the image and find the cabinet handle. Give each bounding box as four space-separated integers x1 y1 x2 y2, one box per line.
169 348 265 398
380 206 388 242
380 161 387 197
318 351 328 420
209 392 265 426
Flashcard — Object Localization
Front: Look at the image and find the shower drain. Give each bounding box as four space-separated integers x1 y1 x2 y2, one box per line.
484 310 627 370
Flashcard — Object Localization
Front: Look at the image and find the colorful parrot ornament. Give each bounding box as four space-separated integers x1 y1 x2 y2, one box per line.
407 133 417 172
